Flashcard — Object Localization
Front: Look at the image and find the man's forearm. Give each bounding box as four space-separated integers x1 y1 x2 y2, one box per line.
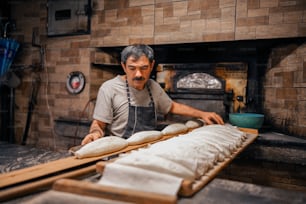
89 119 106 137
170 101 202 118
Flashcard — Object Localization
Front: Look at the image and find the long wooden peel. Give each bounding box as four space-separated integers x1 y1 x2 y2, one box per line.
53 178 177 204
0 165 96 202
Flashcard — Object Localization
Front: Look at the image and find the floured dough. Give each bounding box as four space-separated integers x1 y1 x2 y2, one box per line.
126 130 162 145
144 144 215 178
99 163 183 196
185 119 203 129
115 153 196 180
75 136 128 159
161 123 188 135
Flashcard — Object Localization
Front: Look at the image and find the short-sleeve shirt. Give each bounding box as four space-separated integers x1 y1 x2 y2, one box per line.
93 75 173 137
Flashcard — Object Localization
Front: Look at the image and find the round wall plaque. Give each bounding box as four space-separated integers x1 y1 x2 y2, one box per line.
66 71 86 94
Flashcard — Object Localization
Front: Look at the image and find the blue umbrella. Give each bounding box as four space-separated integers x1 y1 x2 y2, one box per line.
0 38 20 77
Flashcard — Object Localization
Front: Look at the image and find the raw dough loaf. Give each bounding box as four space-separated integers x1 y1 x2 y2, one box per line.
137 141 215 178
99 163 183 196
185 131 231 157
115 152 196 180
192 124 245 148
126 130 162 145
185 119 203 129
203 124 247 141
161 123 188 135
75 136 128 159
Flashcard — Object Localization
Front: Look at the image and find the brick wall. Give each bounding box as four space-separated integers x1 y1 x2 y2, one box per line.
263 43 306 138
6 0 306 150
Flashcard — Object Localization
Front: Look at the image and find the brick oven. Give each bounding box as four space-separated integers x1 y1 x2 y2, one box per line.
93 37 306 137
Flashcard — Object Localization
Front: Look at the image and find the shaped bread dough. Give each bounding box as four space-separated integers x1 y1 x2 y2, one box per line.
138 143 214 178
115 153 196 180
174 133 224 162
203 124 247 141
161 123 188 135
186 133 231 157
192 125 244 148
126 130 163 145
185 119 203 129
75 136 128 159
195 130 239 151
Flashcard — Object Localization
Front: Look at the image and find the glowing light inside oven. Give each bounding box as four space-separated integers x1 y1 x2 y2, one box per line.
177 73 222 89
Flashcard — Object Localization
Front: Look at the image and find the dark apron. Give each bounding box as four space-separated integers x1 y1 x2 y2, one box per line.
122 80 156 139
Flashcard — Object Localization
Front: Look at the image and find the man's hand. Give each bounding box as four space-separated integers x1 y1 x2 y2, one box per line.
81 119 106 145
200 111 224 125
81 132 101 145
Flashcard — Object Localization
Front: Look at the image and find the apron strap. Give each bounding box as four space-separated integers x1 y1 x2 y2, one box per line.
125 79 155 107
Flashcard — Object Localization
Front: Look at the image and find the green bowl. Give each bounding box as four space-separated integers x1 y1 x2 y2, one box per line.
229 113 264 129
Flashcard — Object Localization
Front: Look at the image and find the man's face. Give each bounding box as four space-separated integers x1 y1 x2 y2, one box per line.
122 55 154 90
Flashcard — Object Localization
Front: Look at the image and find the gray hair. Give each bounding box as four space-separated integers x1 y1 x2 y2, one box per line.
121 44 154 64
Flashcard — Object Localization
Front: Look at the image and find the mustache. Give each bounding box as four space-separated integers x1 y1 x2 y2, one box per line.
133 77 145 81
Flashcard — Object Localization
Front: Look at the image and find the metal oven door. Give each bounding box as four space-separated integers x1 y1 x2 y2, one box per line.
47 0 91 37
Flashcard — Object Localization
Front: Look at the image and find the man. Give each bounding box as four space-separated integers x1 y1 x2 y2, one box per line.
82 44 224 145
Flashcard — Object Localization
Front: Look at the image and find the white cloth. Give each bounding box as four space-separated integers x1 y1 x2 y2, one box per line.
98 163 183 196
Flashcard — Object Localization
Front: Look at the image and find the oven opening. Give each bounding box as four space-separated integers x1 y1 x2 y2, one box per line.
156 62 248 123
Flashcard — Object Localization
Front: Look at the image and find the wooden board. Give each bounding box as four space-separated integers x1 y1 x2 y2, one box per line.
0 165 96 202
95 132 258 197
238 127 258 135
52 178 177 204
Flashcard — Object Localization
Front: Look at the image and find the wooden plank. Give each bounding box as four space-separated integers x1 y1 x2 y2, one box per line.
52 178 177 204
238 127 258 135
0 155 98 189
0 165 96 202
